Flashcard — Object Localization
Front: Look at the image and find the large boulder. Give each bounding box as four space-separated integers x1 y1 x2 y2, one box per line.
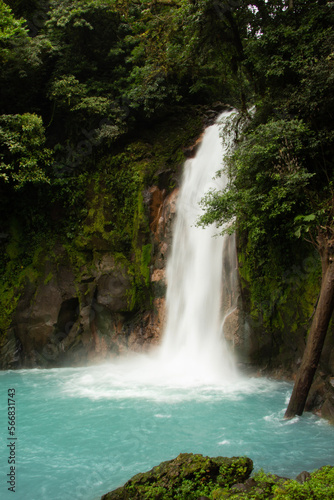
0 247 137 368
101 453 253 500
101 456 334 500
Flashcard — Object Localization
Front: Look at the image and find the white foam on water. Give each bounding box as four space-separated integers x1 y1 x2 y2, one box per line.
218 439 231 445
58 355 283 403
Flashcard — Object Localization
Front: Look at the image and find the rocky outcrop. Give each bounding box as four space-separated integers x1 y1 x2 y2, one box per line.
101 453 334 499
101 453 253 500
220 233 250 366
234 223 334 415
0 106 250 372
305 372 334 423
0 184 179 369
0 175 252 371
1 248 135 368
130 186 179 349
150 186 178 270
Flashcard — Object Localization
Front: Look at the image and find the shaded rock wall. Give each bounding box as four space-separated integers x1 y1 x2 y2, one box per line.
0 184 178 369
0 175 251 371
237 238 334 421
0 103 211 368
2 249 134 367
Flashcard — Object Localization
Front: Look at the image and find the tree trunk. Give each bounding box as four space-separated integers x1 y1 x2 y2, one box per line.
284 258 334 419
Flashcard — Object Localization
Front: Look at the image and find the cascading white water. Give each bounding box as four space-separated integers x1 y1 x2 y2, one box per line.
158 109 239 384
61 110 242 391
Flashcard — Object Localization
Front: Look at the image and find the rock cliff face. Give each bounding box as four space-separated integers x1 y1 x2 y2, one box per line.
0 105 252 371
237 238 334 421
0 185 178 369
0 105 209 369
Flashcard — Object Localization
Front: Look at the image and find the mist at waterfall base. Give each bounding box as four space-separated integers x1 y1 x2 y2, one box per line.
1 112 334 500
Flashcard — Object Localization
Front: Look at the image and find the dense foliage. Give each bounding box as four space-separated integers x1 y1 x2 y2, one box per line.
0 0 224 327
199 0 334 322
0 0 246 227
0 0 333 334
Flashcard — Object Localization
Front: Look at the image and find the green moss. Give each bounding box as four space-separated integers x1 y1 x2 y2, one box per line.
141 244 152 286
62 242 89 277
214 466 334 499
0 249 45 340
0 284 20 336
0 226 45 336
237 229 324 367
105 461 334 500
44 271 53 285
103 454 253 500
217 457 253 488
0 106 206 340
6 218 23 260
113 178 151 310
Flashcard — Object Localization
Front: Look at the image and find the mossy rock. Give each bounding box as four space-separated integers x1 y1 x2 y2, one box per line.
101 453 253 500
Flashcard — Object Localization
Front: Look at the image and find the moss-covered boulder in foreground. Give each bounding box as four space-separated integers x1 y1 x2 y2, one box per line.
101 453 253 499
101 456 334 500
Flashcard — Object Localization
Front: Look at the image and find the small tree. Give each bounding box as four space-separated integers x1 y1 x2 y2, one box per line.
284 213 334 418
0 1 28 63
0 113 52 188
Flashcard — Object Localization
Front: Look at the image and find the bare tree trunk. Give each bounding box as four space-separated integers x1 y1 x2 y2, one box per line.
284 259 334 418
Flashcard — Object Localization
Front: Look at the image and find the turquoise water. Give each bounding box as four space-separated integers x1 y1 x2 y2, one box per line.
1 363 334 500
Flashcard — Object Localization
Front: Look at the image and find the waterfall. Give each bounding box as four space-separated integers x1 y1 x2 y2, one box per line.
158 109 239 384
78 110 241 390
